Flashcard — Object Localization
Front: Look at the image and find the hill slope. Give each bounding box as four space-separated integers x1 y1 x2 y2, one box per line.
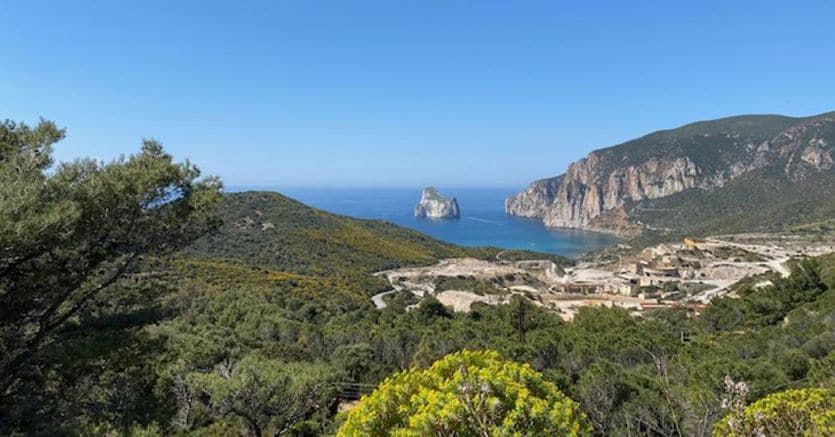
178 191 570 301
183 191 492 274
507 111 835 238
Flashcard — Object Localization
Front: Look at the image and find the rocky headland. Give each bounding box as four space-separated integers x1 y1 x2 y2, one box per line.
506 112 835 235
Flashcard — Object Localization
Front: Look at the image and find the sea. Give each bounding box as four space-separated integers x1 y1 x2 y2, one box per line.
232 187 618 258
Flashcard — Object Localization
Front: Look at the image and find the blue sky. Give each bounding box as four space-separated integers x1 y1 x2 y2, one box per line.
3 1 834 188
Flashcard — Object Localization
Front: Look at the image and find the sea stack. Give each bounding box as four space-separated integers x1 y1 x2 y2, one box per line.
414 187 460 219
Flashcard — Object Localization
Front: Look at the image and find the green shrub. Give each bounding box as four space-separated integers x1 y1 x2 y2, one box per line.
714 388 834 436
338 350 590 436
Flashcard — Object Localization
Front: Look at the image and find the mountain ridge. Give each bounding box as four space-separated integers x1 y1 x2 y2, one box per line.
506 111 835 237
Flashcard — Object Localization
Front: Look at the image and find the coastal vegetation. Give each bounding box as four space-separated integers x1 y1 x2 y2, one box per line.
337 350 590 435
713 386 833 436
2 119 833 435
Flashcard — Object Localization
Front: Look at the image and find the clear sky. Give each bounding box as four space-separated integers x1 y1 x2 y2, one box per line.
3 1 834 188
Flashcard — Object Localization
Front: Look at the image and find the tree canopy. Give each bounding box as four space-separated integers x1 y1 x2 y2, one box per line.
0 119 221 420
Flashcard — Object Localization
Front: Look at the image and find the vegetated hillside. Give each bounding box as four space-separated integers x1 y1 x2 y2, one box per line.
632 168 835 239
507 111 835 237
11 181 835 435
817 252 835 287
158 245 835 436
179 191 572 299
593 114 807 174
183 191 493 274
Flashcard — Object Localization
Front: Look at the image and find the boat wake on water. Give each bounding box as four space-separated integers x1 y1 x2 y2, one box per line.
466 216 504 225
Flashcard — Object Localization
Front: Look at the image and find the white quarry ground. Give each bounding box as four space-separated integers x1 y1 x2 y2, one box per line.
435 290 506 312
369 232 835 317
687 235 835 303
371 258 535 311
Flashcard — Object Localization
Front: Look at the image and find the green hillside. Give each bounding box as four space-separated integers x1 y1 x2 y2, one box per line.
178 191 572 300
629 113 835 239
633 169 835 239
182 191 497 275
593 114 808 174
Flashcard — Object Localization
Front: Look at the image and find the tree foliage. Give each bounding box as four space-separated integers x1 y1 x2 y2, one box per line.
181 355 339 437
0 119 221 428
338 350 590 436
714 388 834 436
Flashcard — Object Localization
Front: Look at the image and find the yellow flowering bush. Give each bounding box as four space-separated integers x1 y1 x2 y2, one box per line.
714 387 834 436
338 350 590 436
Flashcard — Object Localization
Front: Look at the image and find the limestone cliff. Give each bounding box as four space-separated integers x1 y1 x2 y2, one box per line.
415 187 460 219
507 112 835 234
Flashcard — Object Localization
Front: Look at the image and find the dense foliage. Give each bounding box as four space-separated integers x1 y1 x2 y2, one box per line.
714 387 834 436
96 241 834 435
0 119 221 431
2 118 833 435
338 350 590 436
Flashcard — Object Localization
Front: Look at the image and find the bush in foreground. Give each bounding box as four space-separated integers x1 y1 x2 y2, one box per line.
338 350 590 436
714 387 834 436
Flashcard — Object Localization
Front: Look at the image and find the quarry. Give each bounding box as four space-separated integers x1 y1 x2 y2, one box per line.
373 232 835 321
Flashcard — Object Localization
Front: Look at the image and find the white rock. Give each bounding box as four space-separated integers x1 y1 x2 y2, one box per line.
415 187 460 219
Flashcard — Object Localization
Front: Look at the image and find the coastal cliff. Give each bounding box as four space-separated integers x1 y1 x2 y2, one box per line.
506 156 699 232
415 187 460 219
507 112 835 235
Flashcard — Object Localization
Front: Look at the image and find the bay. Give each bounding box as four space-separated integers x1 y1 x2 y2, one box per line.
233 187 618 258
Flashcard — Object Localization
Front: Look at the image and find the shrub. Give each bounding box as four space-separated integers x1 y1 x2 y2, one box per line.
338 350 590 436
714 387 834 436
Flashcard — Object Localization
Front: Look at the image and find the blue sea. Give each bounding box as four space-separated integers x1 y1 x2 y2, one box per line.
234 187 618 258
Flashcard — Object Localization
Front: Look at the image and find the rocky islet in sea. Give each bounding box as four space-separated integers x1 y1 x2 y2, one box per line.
414 187 460 219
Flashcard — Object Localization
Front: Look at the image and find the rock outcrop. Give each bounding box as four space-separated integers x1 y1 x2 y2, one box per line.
506 112 835 234
506 156 699 231
415 187 460 219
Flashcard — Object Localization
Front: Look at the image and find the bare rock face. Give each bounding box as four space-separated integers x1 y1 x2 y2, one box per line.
506 113 835 233
415 187 460 219
505 176 562 219
506 155 699 230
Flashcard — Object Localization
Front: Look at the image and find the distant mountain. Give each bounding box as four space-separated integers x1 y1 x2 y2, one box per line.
507 111 835 238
